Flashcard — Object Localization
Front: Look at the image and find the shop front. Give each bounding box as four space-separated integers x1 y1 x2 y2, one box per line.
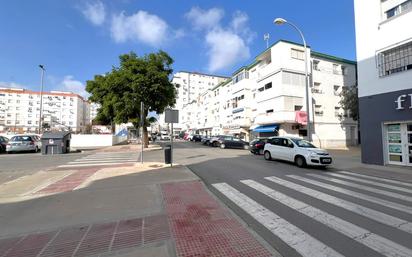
359 88 412 166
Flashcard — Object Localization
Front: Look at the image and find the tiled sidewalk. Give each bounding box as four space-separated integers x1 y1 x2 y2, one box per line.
162 181 273 257
0 214 170 257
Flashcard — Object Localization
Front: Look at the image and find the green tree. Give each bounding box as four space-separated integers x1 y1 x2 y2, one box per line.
339 83 359 121
86 51 177 147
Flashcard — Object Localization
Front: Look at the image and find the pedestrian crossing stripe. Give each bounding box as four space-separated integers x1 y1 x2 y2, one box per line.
338 171 412 187
58 162 134 168
283 174 412 215
241 179 412 257
58 152 137 168
307 173 412 203
213 182 345 257
326 172 412 194
270 175 412 234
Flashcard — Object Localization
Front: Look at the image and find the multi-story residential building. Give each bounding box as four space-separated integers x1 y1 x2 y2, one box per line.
89 102 101 123
354 0 412 166
160 71 228 134
0 87 91 133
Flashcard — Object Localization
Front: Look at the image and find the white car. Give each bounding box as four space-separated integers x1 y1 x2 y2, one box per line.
160 134 170 141
263 136 332 168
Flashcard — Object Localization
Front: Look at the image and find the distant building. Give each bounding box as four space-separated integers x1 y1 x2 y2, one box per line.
354 0 412 166
0 87 91 133
89 102 101 123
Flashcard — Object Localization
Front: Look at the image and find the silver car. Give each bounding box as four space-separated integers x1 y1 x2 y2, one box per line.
6 135 42 153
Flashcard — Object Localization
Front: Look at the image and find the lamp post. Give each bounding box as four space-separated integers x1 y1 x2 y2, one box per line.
274 18 312 142
38 65 45 134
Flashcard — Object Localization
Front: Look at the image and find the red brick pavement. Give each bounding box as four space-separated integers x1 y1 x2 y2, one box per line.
36 168 99 195
0 214 170 257
162 181 273 257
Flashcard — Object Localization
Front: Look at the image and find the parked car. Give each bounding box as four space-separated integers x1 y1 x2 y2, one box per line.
263 136 332 168
160 134 170 141
213 135 249 149
6 135 42 153
250 138 268 155
191 134 202 142
201 136 211 145
209 135 225 147
0 136 9 153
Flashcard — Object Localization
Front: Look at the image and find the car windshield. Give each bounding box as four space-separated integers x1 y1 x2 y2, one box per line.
11 136 32 141
290 138 316 148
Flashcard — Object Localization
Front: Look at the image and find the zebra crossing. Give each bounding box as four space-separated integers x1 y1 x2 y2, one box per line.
57 151 138 168
212 171 412 257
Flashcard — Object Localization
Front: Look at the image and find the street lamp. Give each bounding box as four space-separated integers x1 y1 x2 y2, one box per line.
273 18 313 142
38 64 45 134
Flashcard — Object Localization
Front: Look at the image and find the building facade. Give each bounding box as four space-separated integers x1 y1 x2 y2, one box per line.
0 87 91 133
174 40 357 147
354 0 412 166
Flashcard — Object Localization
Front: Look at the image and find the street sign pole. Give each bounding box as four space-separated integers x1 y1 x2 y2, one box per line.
170 122 173 167
165 108 179 168
140 101 144 164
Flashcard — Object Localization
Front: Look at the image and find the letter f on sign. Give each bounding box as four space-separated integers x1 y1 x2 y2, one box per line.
395 95 407 110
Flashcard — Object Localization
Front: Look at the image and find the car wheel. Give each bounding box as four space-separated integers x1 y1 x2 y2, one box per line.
295 156 307 168
264 151 272 161
258 149 264 155
220 143 225 149
213 141 218 147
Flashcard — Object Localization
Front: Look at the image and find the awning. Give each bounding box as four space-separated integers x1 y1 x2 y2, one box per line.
253 124 279 133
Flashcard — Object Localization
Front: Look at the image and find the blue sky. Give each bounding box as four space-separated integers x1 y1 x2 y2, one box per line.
0 0 356 97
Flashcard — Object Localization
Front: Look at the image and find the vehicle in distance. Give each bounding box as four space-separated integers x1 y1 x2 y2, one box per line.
214 135 249 150
0 136 9 153
191 134 202 142
201 136 210 145
263 136 332 167
160 134 170 141
250 138 268 155
6 135 42 153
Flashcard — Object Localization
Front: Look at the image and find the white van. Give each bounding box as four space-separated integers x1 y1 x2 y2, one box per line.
263 136 332 168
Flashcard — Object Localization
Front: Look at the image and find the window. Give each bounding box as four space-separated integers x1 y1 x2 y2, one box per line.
313 60 320 71
377 40 412 77
266 109 274 114
264 82 272 90
333 64 340 74
385 0 412 19
28 120 32 125
291 48 304 60
315 105 323 116
258 87 264 92
312 82 322 94
334 107 341 117
294 105 303 111
333 85 340 96
341 66 347 75
282 71 305 86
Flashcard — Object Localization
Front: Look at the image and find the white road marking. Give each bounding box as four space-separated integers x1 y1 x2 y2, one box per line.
283 174 412 215
338 171 412 188
326 173 412 194
212 182 344 257
242 179 412 257
266 176 412 234
66 160 136 164
308 174 412 203
58 162 133 168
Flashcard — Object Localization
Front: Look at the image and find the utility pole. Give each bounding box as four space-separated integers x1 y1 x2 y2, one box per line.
140 101 144 164
38 65 45 134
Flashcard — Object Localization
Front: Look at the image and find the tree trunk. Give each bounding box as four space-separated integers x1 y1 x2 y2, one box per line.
143 125 149 148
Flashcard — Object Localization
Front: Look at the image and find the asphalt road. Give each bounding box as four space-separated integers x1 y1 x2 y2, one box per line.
145 141 412 257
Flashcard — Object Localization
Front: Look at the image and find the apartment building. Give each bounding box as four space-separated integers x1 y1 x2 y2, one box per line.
0 87 91 133
178 40 357 147
160 71 228 134
354 0 412 166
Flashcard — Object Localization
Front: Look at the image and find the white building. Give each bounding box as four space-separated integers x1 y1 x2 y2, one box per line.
160 71 228 134
89 102 101 123
0 87 91 133
354 0 412 166
175 40 358 148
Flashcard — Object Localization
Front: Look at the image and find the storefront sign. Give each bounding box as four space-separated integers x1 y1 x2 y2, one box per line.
395 94 412 110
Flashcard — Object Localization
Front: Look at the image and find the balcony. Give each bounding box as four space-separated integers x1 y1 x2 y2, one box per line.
254 111 297 125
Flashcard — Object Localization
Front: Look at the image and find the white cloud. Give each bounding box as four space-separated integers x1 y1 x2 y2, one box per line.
185 7 224 30
81 0 106 26
59 76 89 98
111 11 169 46
0 81 25 89
206 29 250 72
185 7 254 72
